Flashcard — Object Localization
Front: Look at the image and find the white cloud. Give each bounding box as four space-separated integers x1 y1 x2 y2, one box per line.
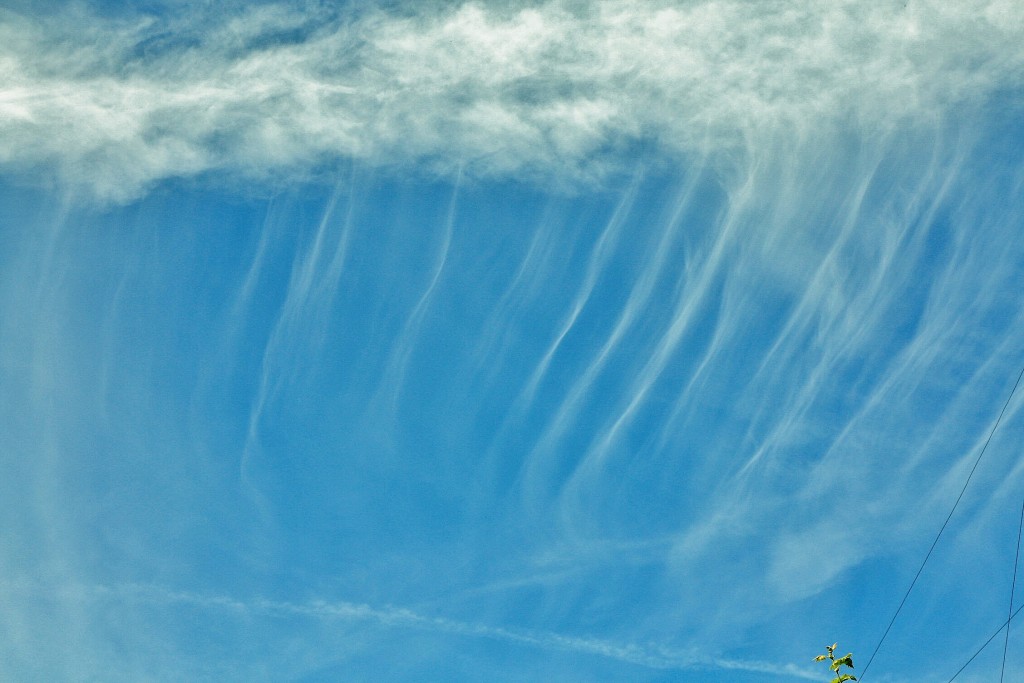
0 0 1021 200
35 581 821 678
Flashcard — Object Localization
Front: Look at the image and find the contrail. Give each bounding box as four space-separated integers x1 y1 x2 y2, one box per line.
24 581 821 679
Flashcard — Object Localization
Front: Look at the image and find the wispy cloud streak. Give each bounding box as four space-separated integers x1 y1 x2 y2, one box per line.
14 581 820 679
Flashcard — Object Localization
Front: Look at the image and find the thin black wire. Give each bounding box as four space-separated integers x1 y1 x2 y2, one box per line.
860 364 1024 682
949 602 1024 682
1000 495 1024 682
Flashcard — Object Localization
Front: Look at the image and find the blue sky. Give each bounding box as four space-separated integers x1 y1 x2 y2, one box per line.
2 1 1024 681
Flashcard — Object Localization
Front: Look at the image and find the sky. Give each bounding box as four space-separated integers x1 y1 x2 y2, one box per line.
2 1 1024 681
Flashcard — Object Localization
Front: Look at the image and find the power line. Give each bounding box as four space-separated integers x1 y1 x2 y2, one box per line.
999 494 1024 682
949 602 1024 682
860 363 1024 681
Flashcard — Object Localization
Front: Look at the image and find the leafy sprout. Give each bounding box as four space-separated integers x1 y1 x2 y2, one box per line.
815 642 857 683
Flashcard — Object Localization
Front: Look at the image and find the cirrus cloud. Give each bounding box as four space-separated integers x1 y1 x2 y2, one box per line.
1 0 1022 200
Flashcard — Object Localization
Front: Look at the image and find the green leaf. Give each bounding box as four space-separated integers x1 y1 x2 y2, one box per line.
814 655 828 662
835 655 854 669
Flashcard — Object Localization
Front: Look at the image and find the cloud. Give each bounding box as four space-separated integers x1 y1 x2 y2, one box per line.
22 581 820 678
1 0 1022 200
